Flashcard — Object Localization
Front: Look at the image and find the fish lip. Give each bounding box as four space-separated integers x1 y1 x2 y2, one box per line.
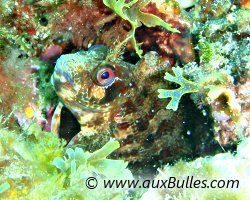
54 56 74 87
56 67 74 86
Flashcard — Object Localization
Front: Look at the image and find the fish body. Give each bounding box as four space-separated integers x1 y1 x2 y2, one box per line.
51 45 191 167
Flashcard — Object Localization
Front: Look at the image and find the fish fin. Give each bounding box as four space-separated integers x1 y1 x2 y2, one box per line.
51 102 63 134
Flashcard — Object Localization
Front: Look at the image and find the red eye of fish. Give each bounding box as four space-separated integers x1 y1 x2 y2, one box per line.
94 64 115 86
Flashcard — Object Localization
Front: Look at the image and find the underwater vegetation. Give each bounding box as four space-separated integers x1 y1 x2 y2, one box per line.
103 0 180 57
0 120 133 199
142 137 250 200
0 0 249 199
158 66 199 111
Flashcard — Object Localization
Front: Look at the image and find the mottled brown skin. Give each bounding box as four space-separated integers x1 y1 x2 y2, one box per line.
51 45 193 167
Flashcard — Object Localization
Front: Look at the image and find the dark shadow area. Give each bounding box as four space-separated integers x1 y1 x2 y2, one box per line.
58 106 81 143
180 95 224 157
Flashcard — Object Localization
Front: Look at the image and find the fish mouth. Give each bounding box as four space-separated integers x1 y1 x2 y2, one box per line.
55 66 74 87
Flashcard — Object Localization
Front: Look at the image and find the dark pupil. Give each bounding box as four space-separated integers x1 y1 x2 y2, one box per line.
101 71 109 79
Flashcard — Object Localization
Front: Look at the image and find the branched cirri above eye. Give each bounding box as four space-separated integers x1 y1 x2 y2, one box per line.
93 64 115 87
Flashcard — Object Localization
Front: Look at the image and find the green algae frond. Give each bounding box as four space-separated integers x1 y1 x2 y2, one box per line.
103 0 180 57
53 139 132 180
0 117 133 199
0 182 10 194
158 67 198 111
35 61 58 107
52 139 133 199
197 38 213 64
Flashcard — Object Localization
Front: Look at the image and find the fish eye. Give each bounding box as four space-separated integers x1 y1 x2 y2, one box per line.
93 64 115 86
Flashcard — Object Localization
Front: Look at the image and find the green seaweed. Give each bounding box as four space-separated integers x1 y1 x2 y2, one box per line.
158 67 199 111
0 26 32 53
51 139 133 199
0 117 133 199
0 182 10 194
0 27 9 51
197 38 213 64
103 0 180 57
53 139 133 184
35 61 58 107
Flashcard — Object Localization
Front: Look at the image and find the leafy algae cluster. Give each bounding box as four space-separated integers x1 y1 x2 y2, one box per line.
157 0 250 153
103 0 179 57
158 0 250 113
0 119 133 199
